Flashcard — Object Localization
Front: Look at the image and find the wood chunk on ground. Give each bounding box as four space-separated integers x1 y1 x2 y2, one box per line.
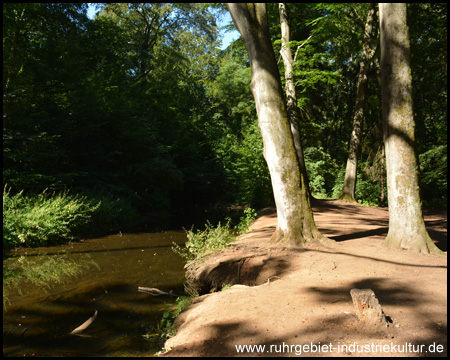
350 288 390 326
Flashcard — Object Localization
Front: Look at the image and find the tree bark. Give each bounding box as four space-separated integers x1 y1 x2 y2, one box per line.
227 3 326 245
278 3 310 200
340 3 378 203
379 3 442 254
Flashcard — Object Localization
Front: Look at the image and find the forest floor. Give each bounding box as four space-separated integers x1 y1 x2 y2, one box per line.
161 199 447 357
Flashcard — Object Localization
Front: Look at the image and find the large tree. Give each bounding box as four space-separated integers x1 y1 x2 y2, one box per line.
339 3 378 203
379 3 442 254
226 3 327 245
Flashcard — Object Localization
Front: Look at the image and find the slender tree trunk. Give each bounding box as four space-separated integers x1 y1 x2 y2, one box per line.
340 3 378 203
278 3 310 200
227 3 327 245
380 144 385 203
379 3 442 254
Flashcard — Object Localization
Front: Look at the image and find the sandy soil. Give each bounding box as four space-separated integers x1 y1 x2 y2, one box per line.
161 199 447 357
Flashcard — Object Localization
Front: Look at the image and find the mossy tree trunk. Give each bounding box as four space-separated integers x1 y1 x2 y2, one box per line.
278 3 310 200
340 3 378 203
227 3 325 245
379 3 442 254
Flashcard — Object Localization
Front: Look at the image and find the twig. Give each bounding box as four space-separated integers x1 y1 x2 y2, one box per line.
293 35 313 63
138 287 181 297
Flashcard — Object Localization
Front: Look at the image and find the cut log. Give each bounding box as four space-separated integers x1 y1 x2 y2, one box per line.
350 288 390 325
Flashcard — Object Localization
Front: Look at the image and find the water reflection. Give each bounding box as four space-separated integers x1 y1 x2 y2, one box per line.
3 231 187 357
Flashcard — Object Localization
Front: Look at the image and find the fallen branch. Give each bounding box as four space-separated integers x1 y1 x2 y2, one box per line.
138 287 181 297
69 310 98 336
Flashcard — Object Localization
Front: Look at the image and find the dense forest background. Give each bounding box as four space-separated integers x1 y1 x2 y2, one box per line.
3 3 447 243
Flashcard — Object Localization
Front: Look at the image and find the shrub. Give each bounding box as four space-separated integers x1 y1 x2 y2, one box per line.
235 207 257 235
172 208 257 263
143 294 198 354
3 187 99 249
173 219 235 262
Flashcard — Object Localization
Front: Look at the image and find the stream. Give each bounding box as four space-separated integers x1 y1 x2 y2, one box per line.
3 231 188 357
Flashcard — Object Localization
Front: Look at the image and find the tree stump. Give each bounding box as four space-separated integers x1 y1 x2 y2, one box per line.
350 288 390 326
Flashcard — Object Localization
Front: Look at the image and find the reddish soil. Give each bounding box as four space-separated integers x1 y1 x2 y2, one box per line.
162 199 447 357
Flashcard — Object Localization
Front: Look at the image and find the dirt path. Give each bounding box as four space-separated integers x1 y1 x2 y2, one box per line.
162 200 447 357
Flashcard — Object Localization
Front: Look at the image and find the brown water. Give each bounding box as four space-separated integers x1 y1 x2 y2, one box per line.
3 231 188 357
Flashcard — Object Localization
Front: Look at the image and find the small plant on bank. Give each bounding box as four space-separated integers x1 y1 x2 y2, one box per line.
164 208 257 353
143 294 198 355
172 219 235 262
235 207 257 235
221 283 233 291
172 208 257 263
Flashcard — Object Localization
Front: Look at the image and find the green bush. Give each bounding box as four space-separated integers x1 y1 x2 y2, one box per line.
235 207 257 235
3 187 99 249
173 208 257 263
173 219 235 262
355 177 384 206
3 186 140 249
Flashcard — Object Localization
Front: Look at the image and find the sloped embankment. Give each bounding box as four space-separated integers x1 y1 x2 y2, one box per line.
162 201 447 357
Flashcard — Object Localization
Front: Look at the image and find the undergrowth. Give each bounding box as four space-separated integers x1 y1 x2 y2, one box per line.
3 186 138 249
143 294 198 354
172 207 257 262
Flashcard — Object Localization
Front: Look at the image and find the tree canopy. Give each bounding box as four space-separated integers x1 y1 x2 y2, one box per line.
3 3 447 230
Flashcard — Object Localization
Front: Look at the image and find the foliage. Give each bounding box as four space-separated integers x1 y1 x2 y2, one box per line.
173 219 235 262
332 162 385 207
409 3 447 154
303 147 340 197
235 207 257 235
76 188 139 234
3 187 100 248
3 187 137 249
419 145 447 209
143 294 198 354
2 2 446 231
173 207 256 262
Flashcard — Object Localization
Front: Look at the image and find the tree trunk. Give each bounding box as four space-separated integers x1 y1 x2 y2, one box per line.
226 3 326 245
278 3 310 200
380 143 385 203
379 3 442 254
340 3 378 203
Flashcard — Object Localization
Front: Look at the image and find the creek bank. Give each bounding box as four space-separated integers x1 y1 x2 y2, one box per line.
183 206 329 295
184 240 291 294
161 200 447 357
